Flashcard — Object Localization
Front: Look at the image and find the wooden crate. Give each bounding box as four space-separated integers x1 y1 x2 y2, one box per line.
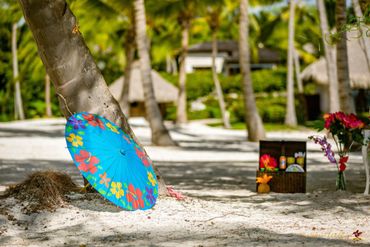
257 141 307 193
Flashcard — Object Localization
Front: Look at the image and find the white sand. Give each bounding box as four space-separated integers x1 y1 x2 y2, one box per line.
0 118 369 246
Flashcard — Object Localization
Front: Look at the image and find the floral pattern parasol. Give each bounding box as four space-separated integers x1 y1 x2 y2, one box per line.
65 112 158 210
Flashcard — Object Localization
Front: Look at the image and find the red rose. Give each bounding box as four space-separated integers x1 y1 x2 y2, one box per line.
324 113 335 129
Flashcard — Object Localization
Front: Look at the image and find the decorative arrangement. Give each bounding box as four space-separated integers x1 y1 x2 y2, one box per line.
259 154 278 171
258 141 307 193
259 152 305 173
256 174 273 193
309 112 369 191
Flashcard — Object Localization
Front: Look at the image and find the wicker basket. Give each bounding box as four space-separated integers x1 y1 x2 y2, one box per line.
257 141 307 193
256 171 306 193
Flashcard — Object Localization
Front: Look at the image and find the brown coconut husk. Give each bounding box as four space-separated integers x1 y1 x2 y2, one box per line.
3 171 80 213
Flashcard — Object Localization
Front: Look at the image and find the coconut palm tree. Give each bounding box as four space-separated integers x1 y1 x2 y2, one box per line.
317 0 340 112
239 0 265 141
120 11 135 117
18 0 169 195
335 0 355 113
133 0 175 146
148 0 201 124
207 6 231 129
12 22 25 120
285 0 297 126
176 10 192 124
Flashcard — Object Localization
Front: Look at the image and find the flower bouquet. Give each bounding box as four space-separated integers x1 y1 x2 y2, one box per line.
309 112 369 190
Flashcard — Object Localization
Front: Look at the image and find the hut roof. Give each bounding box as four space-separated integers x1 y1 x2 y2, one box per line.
301 32 370 89
188 40 238 53
188 40 281 64
109 62 178 103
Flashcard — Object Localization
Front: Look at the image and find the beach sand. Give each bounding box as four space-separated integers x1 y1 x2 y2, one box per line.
0 118 369 246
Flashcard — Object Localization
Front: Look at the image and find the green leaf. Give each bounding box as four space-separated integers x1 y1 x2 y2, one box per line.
312 120 324 131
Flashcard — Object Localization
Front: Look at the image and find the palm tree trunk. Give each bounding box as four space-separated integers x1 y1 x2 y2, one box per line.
18 0 169 196
176 17 190 124
133 0 175 146
293 49 303 94
45 74 52 117
119 26 135 117
352 0 370 72
294 49 307 121
335 0 356 113
285 0 297 126
239 0 265 141
317 0 340 112
211 30 230 128
12 22 25 120
166 54 171 73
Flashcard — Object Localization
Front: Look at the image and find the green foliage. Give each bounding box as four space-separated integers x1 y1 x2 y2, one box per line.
0 0 324 122
229 95 286 123
161 67 287 101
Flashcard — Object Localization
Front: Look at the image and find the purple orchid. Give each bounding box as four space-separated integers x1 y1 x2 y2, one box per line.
309 135 337 164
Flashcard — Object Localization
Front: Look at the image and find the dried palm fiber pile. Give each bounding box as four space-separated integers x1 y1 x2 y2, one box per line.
3 171 79 213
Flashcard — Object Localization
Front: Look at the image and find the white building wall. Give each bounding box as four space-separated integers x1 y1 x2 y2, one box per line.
185 53 226 73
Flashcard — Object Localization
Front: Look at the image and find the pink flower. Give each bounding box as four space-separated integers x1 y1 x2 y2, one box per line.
126 184 144 210
82 114 105 129
74 150 99 174
324 113 335 129
135 147 151 167
342 114 364 129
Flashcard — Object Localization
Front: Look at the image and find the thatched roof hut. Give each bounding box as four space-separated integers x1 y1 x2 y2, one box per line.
109 62 178 104
301 34 370 89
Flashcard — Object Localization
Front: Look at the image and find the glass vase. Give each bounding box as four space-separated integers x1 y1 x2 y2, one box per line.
336 171 346 191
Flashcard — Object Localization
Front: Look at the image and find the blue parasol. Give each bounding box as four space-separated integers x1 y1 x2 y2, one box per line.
65 112 158 210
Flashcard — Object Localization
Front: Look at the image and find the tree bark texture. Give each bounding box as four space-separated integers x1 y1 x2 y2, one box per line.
239 0 265 141
12 22 25 120
211 25 230 129
176 16 190 124
335 0 356 113
285 0 297 126
317 0 340 112
18 0 169 196
133 0 175 146
119 24 135 117
45 74 52 117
